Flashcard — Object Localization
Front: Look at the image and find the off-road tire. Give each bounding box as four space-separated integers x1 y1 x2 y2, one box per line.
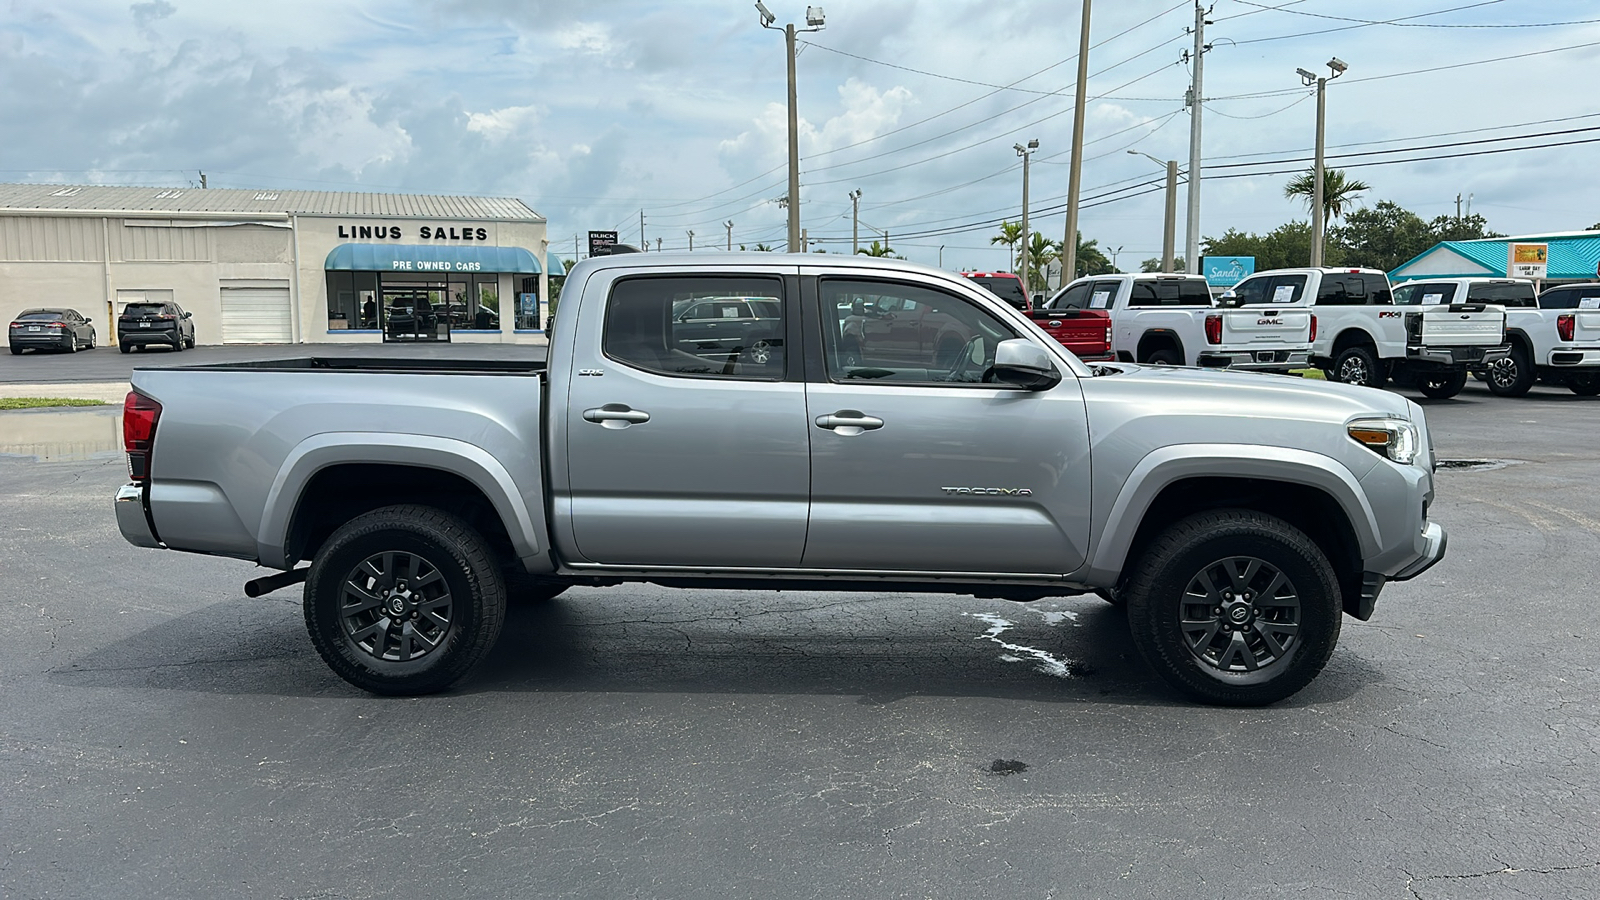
1417 368 1468 400
1331 345 1386 388
304 504 507 695
1124 509 1342 706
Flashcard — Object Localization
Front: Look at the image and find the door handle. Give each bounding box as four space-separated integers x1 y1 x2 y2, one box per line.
583 404 651 428
814 410 884 433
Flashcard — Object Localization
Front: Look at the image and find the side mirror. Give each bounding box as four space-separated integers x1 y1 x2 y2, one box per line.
85 317 93 323
183 311 193 319
990 338 1062 391
1215 294 1243 308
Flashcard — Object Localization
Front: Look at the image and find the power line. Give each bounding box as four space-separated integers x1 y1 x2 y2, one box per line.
1233 0 1599 30
1203 123 1600 172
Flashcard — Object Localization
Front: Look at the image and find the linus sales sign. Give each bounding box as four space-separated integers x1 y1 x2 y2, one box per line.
1508 243 1548 279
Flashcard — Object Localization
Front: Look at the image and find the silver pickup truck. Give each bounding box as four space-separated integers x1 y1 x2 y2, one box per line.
114 254 1446 706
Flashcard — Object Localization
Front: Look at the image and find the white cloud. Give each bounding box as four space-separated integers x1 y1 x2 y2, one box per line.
466 103 545 140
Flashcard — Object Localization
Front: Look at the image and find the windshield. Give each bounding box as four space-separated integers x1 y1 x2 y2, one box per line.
15 310 64 321
966 276 1029 309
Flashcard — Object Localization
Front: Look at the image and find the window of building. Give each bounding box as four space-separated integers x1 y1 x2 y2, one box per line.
820 278 1017 385
603 275 785 379
327 271 379 330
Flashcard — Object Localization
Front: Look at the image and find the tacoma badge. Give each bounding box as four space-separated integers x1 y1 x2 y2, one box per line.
941 487 1033 496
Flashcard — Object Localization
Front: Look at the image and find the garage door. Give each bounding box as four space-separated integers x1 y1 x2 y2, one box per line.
220 286 292 343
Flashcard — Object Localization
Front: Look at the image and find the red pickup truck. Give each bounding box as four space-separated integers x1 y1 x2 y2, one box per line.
961 271 1112 360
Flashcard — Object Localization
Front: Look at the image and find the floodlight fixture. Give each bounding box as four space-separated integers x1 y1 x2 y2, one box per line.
806 6 825 27
1296 67 1317 86
1027 138 1039 150
755 1 775 27
1328 57 1348 76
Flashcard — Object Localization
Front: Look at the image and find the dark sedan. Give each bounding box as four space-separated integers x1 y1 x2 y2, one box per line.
8 308 97 354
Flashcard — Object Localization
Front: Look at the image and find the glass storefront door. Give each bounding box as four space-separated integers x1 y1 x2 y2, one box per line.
381 279 448 342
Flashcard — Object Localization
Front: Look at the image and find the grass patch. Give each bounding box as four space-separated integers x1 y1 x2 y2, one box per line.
1291 368 1326 380
0 397 110 410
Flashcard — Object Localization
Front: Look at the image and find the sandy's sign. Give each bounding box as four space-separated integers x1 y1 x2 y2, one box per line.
1508 243 1548 279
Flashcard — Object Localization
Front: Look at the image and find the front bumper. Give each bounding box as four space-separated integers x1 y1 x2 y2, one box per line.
1407 343 1510 368
115 483 163 549
1197 349 1311 371
1391 521 1447 580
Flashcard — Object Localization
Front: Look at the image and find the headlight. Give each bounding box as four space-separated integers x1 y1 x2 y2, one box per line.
1348 416 1419 465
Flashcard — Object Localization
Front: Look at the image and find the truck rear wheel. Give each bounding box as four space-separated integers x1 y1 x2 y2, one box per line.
304 504 506 695
1124 509 1341 706
1486 346 1534 396
1144 348 1181 366
1331 345 1386 388
1569 372 1600 396
1417 369 1467 400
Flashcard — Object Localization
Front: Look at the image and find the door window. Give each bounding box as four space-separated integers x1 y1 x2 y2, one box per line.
821 278 1018 385
1049 282 1091 310
1266 274 1308 305
1088 281 1121 309
1394 282 1456 306
1466 282 1537 307
604 276 786 379
1229 276 1271 305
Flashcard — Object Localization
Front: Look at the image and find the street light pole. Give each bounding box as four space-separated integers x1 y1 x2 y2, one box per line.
1062 0 1092 281
1016 139 1038 291
757 3 825 253
726 221 734 251
1128 150 1179 273
1298 58 1346 267
1185 0 1208 275
688 230 695 252
849 189 862 254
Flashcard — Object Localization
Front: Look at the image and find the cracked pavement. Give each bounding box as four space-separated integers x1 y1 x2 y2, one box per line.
2 377 1599 898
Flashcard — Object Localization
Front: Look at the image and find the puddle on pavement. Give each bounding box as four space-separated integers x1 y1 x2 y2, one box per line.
1436 458 1518 472
0 407 123 461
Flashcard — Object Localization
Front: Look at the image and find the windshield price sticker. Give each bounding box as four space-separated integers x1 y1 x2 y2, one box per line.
1090 290 1112 308
1422 293 1444 305
1272 284 1297 303
1580 298 1600 310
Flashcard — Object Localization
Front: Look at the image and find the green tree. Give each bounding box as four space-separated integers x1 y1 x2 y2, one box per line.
1331 201 1435 272
1138 256 1186 273
1204 221 1343 271
1022 232 1061 293
991 220 1024 271
856 239 901 259
752 243 774 252
1430 213 1501 243
1284 168 1370 223
1073 232 1114 278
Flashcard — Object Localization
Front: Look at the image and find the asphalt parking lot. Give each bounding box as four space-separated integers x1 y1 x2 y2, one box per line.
2 352 1598 898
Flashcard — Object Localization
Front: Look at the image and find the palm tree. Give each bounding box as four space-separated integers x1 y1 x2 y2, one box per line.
752 243 775 252
991 220 1024 271
1284 168 1370 223
1073 232 1113 278
856 239 901 259
1022 233 1061 293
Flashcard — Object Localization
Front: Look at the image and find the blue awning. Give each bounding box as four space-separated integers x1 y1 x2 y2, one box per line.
325 243 545 274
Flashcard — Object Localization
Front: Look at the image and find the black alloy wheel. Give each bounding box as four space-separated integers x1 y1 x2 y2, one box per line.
1417 368 1467 400
1332 345 1386 388
1486 345 1535 397
1125 509 1342 706
304 505 506 695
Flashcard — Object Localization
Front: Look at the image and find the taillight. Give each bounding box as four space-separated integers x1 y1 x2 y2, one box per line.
1204 314 1222 345
1558 314 1575 342
1310 314 1318 343
123 391 162 482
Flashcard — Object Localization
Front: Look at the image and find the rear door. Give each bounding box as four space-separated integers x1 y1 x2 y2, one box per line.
802 268 1091 575
562 267 810 568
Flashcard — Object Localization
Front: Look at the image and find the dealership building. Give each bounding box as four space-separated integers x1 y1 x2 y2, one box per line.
0 183 560 345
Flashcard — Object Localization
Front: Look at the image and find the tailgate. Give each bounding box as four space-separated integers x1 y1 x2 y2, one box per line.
1571 310 1600 343
1027 309 1112 356
1419 305 1505 346
1218 308 1313 348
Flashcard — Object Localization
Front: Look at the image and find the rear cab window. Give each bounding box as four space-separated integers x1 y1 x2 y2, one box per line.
965 275 1030 310
1234 275 1308 305
1127 278 1212 307
1048 282 1091 310
1466 282 1537 307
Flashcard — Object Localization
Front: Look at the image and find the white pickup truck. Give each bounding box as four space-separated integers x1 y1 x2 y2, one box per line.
1403 278 1600 397
1222 267 1510 399
1046 273 1313 373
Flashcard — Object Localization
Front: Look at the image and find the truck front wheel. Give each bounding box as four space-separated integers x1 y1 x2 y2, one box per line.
1124 509 1342 706
1417 368 1467 400
304 504 507 695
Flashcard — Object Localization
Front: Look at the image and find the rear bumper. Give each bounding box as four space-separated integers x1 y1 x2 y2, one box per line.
1548 347 1600 367
9 332 72 348
1197 349 1311 371
120 329 180 346
1408 344 1510 368
114 483 163 549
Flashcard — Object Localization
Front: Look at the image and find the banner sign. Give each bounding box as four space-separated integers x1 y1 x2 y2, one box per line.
1202 256 1255 287
1508 243 1548 279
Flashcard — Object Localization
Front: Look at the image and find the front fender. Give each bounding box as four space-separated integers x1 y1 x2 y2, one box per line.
256 432 548 571
1075 443 1381 586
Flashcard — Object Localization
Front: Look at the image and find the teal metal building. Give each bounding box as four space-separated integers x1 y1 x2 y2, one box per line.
1390 231 1600 284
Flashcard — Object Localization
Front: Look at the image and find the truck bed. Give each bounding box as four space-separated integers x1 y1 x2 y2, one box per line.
150 356 547 375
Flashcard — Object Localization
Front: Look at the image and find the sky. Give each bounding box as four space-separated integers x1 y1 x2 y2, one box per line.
4 0 1600 273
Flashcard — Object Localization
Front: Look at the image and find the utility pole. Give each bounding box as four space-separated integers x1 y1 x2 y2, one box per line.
1016 139 1039 290
574 235 580 263
849 189 862 254
1062 0 1093 281
1298 58 1345 266
757 3 825 253
1129 150 1179 273
640 209 647 252
801 228 809 252
726 221 734 250
1455 193 1463 223
655 238 662 252
1185 0 1209 275
687 230 695 251
198 171 207 189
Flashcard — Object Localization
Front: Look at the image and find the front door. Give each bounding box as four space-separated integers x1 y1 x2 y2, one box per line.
564 269 809 568
803 272 1092 575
